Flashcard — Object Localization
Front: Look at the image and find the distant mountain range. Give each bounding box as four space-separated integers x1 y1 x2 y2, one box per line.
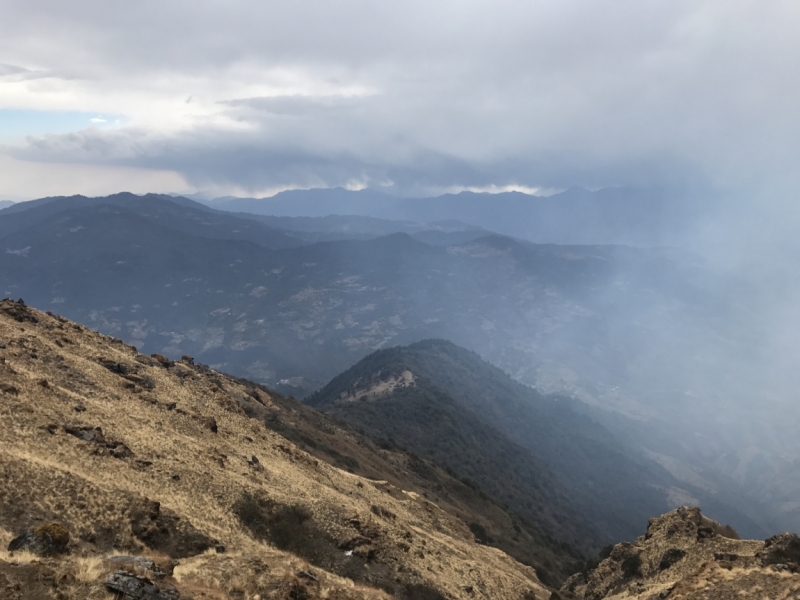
0 200 15 210
200 186 707 246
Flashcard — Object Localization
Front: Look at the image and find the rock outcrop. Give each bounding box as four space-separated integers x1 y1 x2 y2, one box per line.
561 506 800 599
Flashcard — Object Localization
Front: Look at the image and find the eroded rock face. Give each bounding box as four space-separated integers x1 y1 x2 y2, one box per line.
8 522 70 556
561 507 800 600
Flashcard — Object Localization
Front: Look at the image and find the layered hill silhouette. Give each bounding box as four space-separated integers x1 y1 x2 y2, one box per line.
0 192 788 540
202 186 704 247
0 192 736 406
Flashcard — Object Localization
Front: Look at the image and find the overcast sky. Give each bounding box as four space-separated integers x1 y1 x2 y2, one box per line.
0 1 798 200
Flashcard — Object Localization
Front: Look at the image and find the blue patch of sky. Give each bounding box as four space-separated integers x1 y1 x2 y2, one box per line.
0 109 125 143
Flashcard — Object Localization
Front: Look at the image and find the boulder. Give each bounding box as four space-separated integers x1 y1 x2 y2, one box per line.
8 522 70 556
0 298 39 323
104 570 179 600
151 354 173 367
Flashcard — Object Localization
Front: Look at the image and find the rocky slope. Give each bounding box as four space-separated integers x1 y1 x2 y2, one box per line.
561 506 800 599
0 299 550 599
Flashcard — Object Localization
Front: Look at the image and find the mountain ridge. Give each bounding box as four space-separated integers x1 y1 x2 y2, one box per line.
306 339 765 545
201 186 703 246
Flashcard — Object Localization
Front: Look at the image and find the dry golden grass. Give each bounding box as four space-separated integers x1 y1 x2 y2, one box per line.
72 555 106 582
0 301 549 600
176 551 392 600
1 548 40 565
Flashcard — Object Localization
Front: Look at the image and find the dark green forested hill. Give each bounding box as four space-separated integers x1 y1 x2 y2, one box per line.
307 339 762 546
311 365 608 554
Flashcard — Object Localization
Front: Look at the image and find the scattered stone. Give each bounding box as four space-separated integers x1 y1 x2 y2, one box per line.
0 299 39 323
214 544 226 553
123 374 156 390
248 455 261 468
38 379 49 387
136 355 159 367
64 425 134 459
74 404 86 412
171 474 181 481
0 383 19 395
104 570 178 600
181 355 194 365
100 359 133 375
8 522 70 556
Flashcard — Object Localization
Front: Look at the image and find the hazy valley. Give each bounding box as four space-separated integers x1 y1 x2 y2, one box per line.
1 192 797 539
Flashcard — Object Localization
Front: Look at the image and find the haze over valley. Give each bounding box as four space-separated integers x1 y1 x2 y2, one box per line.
3 2 800 599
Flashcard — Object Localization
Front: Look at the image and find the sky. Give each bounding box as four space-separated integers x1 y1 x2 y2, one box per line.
0 1 799 200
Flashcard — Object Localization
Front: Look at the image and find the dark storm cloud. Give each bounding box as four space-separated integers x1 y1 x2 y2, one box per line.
2 1 800 196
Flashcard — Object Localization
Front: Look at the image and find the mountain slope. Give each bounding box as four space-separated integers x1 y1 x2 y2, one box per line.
0 298 561 598
307 340 763 545
308 362 607 552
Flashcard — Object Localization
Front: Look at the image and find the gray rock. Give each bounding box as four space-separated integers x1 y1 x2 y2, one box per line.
104 570 179 599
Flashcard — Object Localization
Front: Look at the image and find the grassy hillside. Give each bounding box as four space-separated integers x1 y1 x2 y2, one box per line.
0 299 561 598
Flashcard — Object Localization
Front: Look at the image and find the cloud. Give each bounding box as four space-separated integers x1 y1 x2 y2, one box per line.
1 0 800 198
0 153 188 201
0 63 30 76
